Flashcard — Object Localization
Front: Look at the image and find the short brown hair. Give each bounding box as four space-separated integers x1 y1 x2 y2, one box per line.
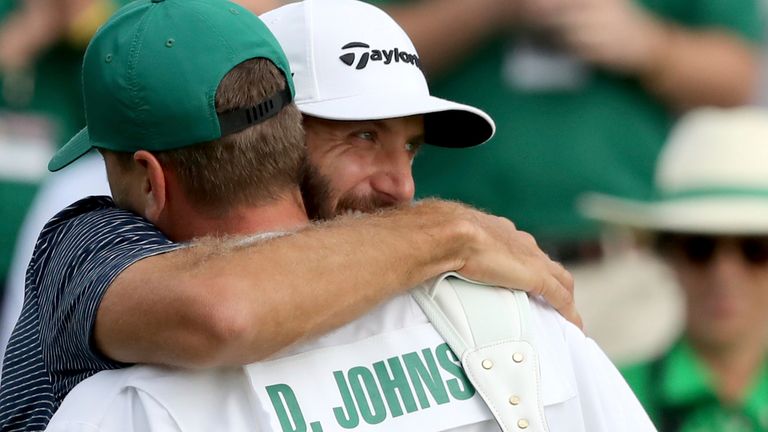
153 58 305 215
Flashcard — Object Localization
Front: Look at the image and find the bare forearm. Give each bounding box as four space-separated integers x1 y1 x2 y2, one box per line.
96 200 577 367
96 200 469 367
550 0 759 111
0 0 65 70
639 26 759 110
385 0 512 75
212 203 470 364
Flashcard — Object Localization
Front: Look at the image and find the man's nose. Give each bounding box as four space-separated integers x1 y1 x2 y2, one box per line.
709 243 749 285
369 153 416 204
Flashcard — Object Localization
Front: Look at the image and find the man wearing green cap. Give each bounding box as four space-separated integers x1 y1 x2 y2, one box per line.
0 0 576 431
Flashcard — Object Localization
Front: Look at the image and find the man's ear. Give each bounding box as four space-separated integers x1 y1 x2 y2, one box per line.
133 150 166 224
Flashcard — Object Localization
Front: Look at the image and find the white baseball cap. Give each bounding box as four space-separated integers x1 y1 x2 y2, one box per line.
261 0 495 148
581 107 768 234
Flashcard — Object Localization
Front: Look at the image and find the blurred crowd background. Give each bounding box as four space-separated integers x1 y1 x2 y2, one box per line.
0 0 767 430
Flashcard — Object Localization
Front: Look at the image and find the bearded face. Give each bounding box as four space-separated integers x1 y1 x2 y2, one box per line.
301 116 423 220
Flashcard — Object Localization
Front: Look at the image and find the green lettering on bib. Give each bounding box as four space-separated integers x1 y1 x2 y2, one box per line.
332 370 360 429
403 348 450 409
436 343 476 400
349 366 387 425
266 384 307 432
373 356 418 417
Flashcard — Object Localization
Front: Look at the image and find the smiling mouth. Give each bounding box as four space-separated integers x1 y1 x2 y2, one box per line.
335 193 397 216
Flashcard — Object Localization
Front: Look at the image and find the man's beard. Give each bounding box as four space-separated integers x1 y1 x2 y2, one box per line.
300 163 396 220
300 163 334 220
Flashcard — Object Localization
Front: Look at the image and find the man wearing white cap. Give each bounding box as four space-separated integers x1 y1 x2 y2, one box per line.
582 107 768 431
264 0 494 222
45 1 655 432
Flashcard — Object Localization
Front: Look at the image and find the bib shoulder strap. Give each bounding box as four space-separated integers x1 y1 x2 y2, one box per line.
411 273 549 432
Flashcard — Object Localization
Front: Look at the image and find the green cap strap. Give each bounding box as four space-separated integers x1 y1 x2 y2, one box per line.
217 87 292 137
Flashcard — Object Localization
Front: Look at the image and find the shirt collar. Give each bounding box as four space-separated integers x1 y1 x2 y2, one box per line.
742 358 768 422
659 339 715 407
659 338 768 421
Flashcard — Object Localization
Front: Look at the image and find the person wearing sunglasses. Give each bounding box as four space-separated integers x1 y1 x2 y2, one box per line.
582 106 768 432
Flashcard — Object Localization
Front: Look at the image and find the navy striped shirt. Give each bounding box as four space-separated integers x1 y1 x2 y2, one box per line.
0 196 180 431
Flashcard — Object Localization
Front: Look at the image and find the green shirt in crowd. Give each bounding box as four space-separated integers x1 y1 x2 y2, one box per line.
621 340 768 432
371 0 763 246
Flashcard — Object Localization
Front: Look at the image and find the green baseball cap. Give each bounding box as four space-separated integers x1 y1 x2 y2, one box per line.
49 0 295 172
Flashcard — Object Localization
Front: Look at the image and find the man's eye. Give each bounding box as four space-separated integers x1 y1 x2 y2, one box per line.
355 131 375 141
405 142 422 155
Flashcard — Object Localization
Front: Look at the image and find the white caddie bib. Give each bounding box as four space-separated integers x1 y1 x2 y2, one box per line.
245 323 495 432
412 274 550 432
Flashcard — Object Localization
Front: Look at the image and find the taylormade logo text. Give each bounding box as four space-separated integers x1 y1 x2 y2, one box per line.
339 42 421 70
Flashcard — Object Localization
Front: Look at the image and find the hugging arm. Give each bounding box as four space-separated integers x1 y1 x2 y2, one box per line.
95 200 577 368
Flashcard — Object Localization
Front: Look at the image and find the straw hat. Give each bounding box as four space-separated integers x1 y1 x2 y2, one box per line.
580 107 768 235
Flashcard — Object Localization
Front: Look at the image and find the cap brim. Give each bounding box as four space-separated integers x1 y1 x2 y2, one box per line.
48 127 94 172
580 193 768 235
297 93 495 148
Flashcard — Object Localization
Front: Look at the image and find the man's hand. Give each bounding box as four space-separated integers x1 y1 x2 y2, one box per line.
415 200 581 328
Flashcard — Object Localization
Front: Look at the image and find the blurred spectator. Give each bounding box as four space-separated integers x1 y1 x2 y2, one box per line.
372 0 762 259
759 0 768 105
0 0 81 301
582 107 768 431
0 0 128 316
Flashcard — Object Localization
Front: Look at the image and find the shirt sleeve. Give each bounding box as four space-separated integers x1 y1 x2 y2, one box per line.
47 365 261 432
558 320 657 431
46 383 183 432
33 198 183 391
